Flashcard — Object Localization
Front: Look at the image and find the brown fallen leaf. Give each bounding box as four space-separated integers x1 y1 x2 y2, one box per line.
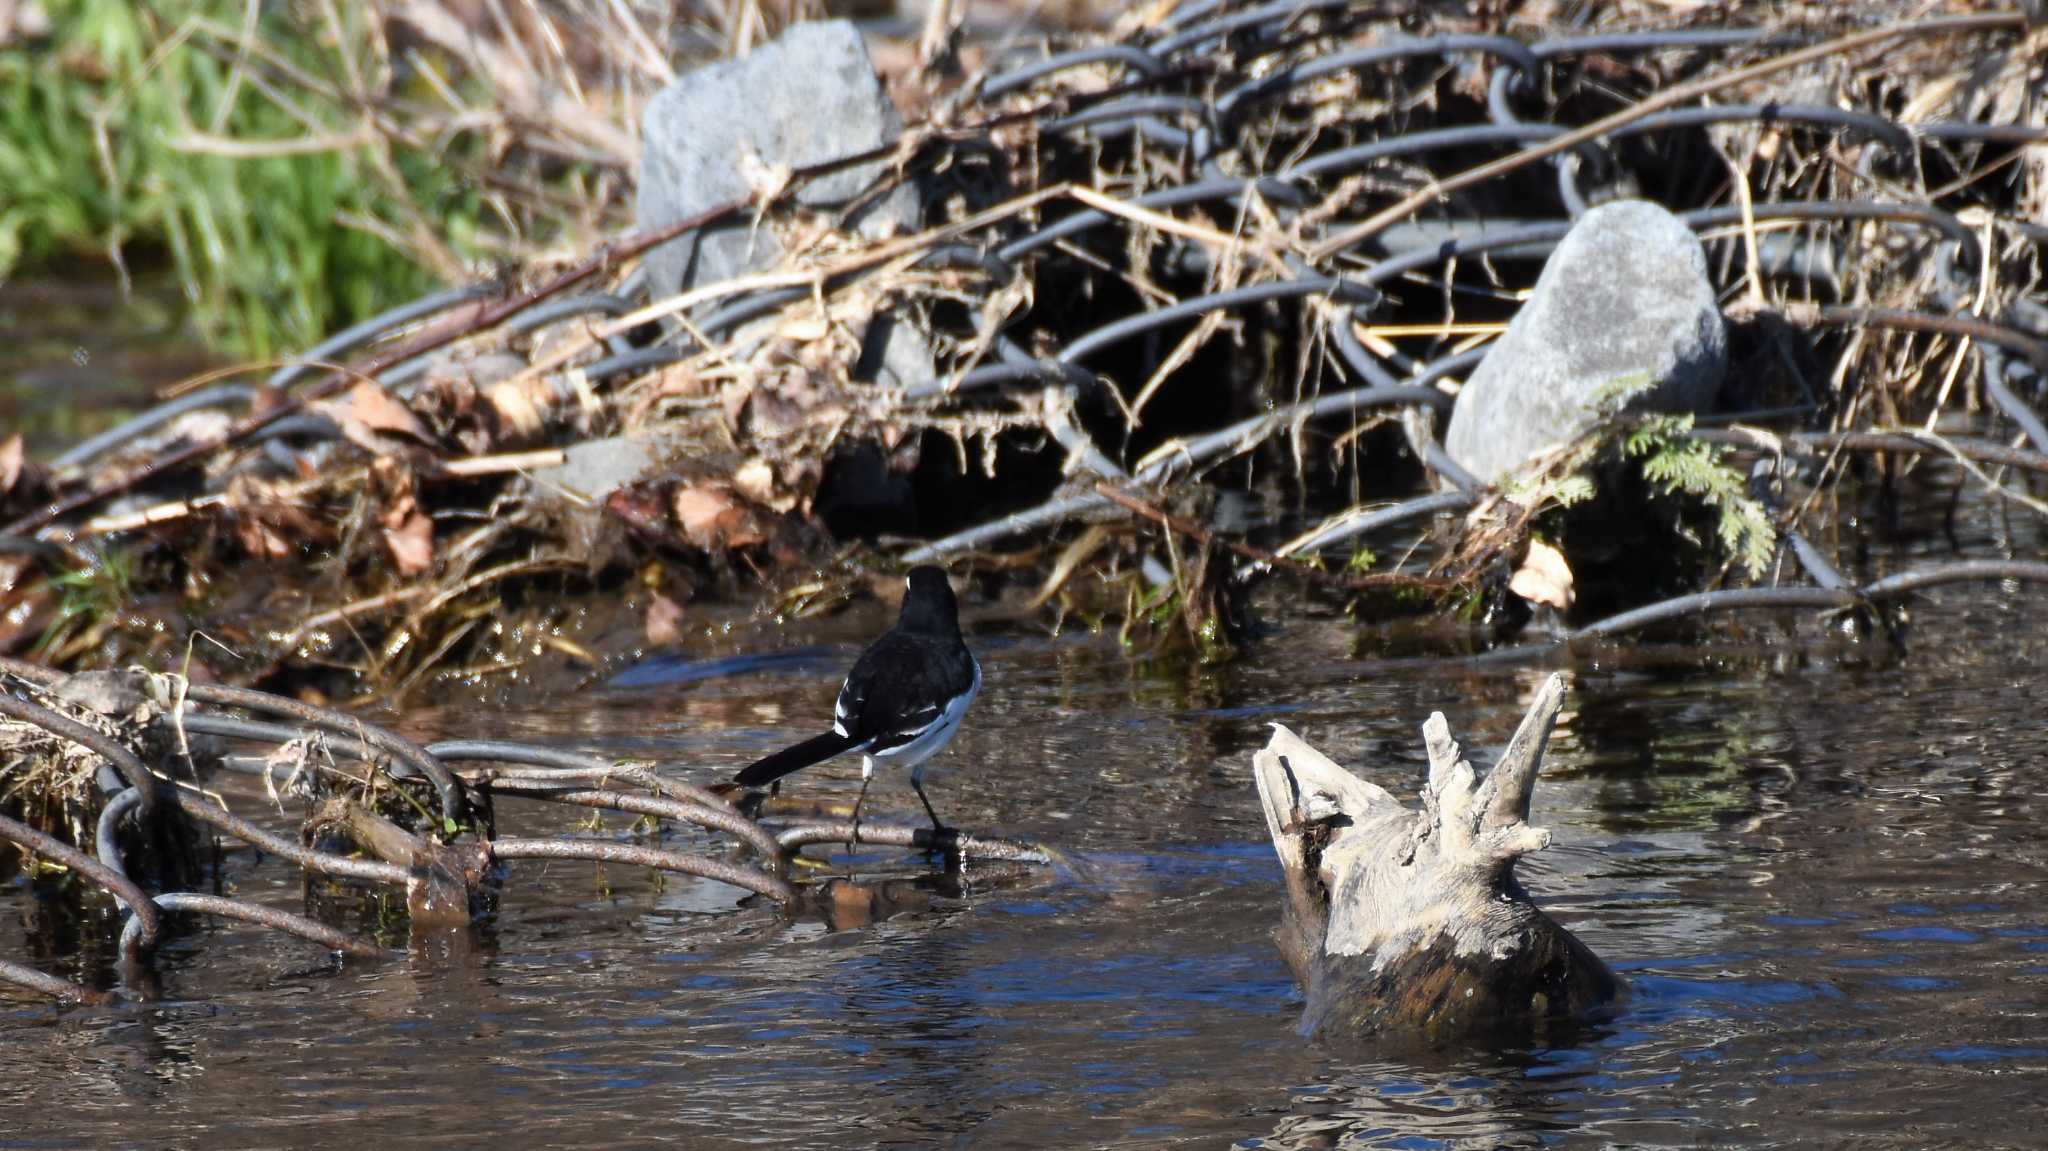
234 515 293 560
0 557 52 655
224 474 325 560
385 510 434 575
0 433 50 514
645 592 684 646
0 434 24 493
314 381 434 451
485 378 549 443
604 484 673 541
732 458 788 511
370 457 435 576
673 482 767 550
1509 539 1575 611
719 381 753 428
412 374 486 454
624 363 707 429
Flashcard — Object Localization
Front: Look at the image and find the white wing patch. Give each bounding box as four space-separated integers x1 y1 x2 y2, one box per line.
832 678 856 737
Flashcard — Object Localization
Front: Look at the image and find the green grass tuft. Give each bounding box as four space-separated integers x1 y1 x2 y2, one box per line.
0 0 486 358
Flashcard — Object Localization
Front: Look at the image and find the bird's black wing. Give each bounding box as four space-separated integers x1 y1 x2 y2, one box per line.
736 625 973 789
838 631 973 751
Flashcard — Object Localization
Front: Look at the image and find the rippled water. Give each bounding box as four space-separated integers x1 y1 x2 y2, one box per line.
5 573 2047 1147
5 421 2048 1145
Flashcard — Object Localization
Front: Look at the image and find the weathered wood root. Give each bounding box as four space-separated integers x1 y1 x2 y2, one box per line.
1251 673 1620 1041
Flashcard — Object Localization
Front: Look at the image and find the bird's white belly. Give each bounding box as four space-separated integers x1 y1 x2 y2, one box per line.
870 655 980 771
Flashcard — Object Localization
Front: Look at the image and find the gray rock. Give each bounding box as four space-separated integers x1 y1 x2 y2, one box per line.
1443 200 1726 485
635 21 933 390
534 434 673 503
529 432 681 562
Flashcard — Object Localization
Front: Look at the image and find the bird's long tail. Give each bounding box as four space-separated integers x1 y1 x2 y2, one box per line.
734 730 863 788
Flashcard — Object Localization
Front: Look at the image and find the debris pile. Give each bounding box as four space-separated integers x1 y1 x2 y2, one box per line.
1 2 2044 687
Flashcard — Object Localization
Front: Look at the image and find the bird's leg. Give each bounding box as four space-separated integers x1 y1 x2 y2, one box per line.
847 756 875 855
910 763 949 836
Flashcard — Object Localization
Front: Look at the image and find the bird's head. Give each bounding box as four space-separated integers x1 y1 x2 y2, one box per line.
898 565 961 636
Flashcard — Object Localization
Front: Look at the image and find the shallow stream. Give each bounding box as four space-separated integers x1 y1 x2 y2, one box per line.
4 563 2046 1146
2 287 2044 1145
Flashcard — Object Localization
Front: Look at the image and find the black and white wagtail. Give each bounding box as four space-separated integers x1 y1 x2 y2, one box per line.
733 565 980 834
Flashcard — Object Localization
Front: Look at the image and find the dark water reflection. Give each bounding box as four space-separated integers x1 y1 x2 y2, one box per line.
0 274 213 456
5 584 2048 1144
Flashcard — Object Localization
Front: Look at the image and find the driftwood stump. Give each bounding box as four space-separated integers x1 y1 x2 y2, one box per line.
1252 674 1620 1041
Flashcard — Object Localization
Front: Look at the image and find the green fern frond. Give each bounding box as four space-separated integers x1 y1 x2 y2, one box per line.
1619 416 1777 579
1548 475 1596 508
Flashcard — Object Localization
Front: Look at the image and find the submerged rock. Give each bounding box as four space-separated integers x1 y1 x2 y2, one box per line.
1252 674 1620 1040
635 20 932 390
1444 199 1727 484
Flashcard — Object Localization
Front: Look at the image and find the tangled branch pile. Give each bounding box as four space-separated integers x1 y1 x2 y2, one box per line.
0 654 1050 1003
1 0 2045 694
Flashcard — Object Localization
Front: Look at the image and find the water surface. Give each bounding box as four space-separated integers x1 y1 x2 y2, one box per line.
2 319 2045 1144
4 570 2046 1146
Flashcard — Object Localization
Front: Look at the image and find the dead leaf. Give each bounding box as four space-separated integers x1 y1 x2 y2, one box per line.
743 369 835 440
625 363 706 428
720 381 753 428
314 381 433 450
412 371 489 454
0 433 51 514
485 379 548 443
645 593 684 646
1509 539 1575 611
384 511 434 575
604 484 672 540
0 435 24 494
234 517 293 560
737 147 793 202
673 483 766 550
224 474 325 560
732 458 781 508
0 559 52 654
370 457 435 576
778 314 830 342
673 485 738 546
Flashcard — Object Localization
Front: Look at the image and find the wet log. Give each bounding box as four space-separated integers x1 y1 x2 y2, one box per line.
1251 674 1619 1041
307 799 487 930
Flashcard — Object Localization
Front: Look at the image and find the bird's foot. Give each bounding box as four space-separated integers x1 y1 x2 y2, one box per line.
917 823 961 859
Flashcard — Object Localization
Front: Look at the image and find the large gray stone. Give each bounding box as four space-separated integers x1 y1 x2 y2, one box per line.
1444 200 1726 485
636 21 932 390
